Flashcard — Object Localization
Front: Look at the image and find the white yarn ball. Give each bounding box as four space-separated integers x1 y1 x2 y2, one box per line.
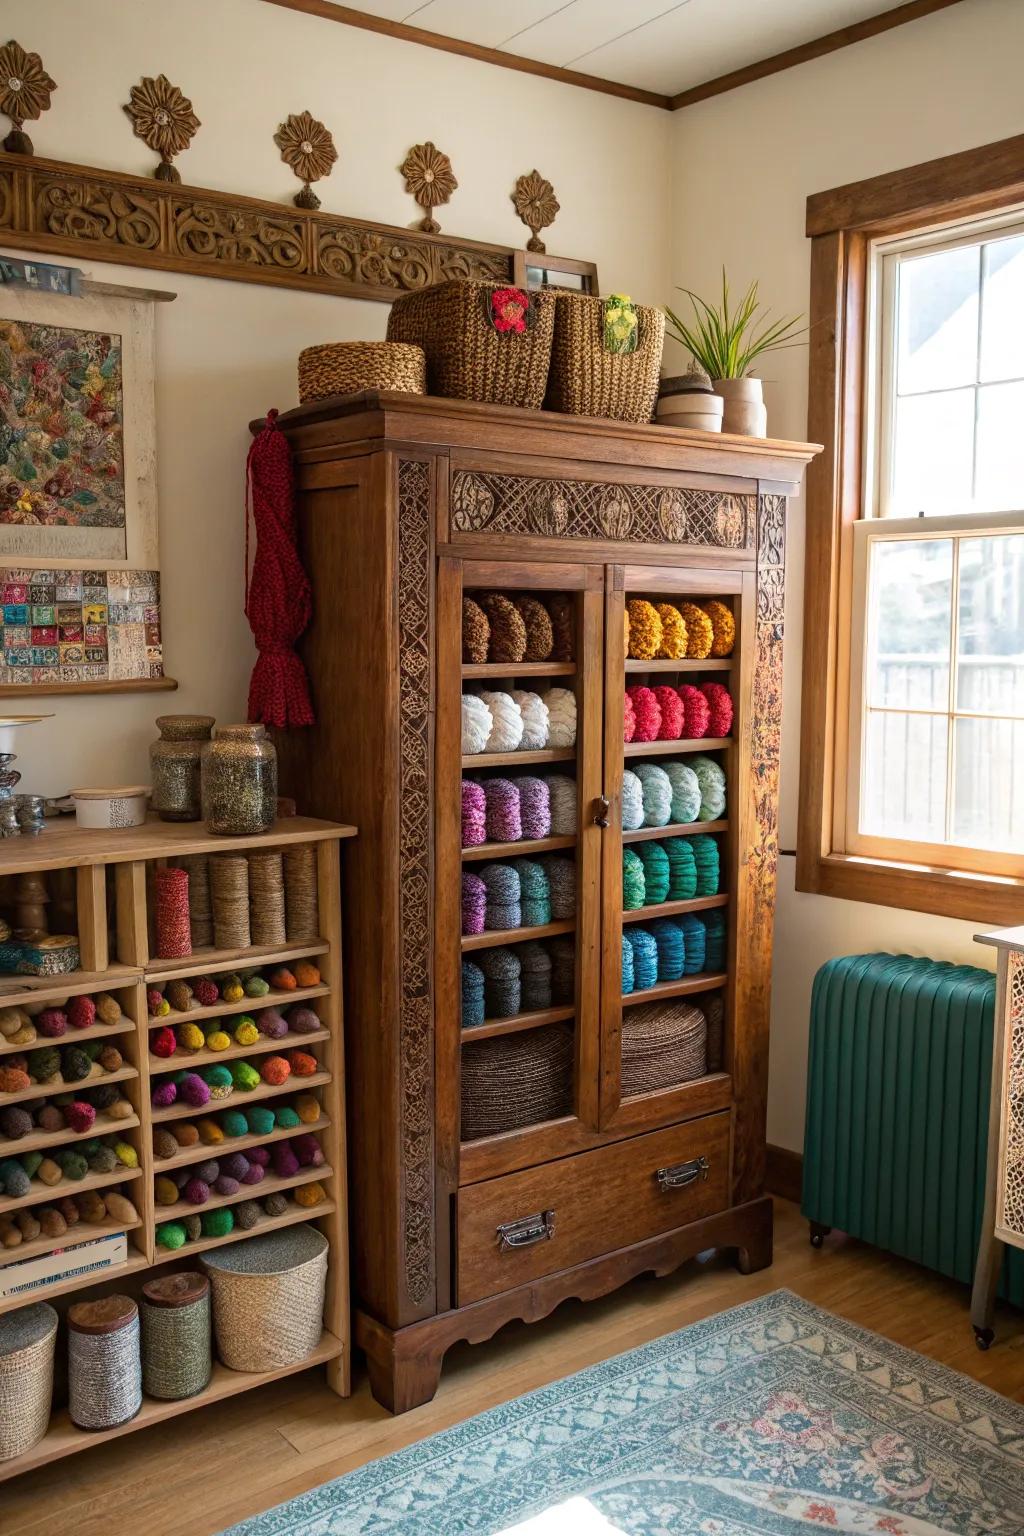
511 689 550 750
461 694 492 755
621 770 644 830
544 774 577 834
542 687 577 748
481 690 524 753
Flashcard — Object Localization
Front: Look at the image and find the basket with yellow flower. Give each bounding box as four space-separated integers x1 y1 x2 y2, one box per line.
545 291 665 423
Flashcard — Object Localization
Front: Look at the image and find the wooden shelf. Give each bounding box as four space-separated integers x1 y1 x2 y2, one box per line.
0 1013 136 1058
621 972 728 1006
150 1198 337 1268
624 657 733 672
623 892 729 921
0 1229 147 1315
623 737 732 757
0 1327 344 1482
0 1218 143 1275
0 967 140 1009
622 819 728 843
462 661 576 678
155 1164 332 1223
462 834 576 861
0 815 355 876
146 981 328 1026
0 676 179 699
462 918 575 952
151 1069 332 1123
463 747 576 769
154 1114 332 1172
146 939 329 983
149 1027 329 1073
0 1063 138 1109
0 1109 140 1158
462 1005 574 1043
0 1164 142 1218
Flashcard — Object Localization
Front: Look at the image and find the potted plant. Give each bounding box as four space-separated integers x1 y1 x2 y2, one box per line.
663 270 807 437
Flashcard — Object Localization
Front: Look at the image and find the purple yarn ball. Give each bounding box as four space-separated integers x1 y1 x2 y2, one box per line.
461 871 487 936
220 1152 250 1181
256 1008 288 1039
273 1144 300 1178
151 1081 177 1108
241 1163 265 1185
484 778 522 843
292 1133 324 1166
287 1006 320 1035
184 1177 211 1205
195 1160 220 1183
248 1146 271 1166
461 779 487 848
179 1073 210 1108
214 1175 240 1196
517 776 552 840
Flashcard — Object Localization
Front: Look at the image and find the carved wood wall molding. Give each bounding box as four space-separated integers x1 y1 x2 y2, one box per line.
0 150 514 304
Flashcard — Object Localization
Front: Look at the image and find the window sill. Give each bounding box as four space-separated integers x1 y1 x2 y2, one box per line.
795 850 1024 924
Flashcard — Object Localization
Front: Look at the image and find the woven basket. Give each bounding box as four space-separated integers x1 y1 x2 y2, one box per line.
0 1303 57 1461
461 1022 573 1140
386 280 556 409
546 293 665 423
202 1224 328 1371
298 340 425 403
621 1001 706 1096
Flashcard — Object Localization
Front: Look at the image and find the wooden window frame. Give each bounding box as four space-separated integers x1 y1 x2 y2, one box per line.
798 131 1024 923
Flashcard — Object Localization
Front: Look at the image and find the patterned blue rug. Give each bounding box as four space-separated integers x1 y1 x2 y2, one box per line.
223 1290 1024 1535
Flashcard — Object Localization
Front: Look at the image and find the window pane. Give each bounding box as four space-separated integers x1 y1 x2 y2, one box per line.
952 717 1024 852
867 538 952 707
975 380 1024 512
896 244 979 395
861 710 947 841
957 533 1024 715
980 233 1024 384
890 389 974 516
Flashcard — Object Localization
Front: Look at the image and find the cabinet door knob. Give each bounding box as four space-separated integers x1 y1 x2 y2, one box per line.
593 795 610 829
655 1155 709 1192
496 1209 556 1250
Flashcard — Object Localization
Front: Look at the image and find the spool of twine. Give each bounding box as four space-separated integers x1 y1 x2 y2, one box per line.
248 851 287 947
68 1295 142 1430
175 855 213 948
284 844 320 941
141 1273 211 1401
211 855 251 950
0 1303 57 1462
544 775 577 835
154 867 192 960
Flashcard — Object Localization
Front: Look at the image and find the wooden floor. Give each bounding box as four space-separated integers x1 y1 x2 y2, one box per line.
7 1198 1024 1536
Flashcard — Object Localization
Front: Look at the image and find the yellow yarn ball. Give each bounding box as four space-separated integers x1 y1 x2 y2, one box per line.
705 599 736 657
177 1022 205 1052
155 1176 179 1206
623 609 630 653
655 604 688 660
626 599 662 661
206 1030 231 1052
294 1181 327 1208
221 978 244 1004
234 1020 259 1046
113 1140 138 1169
197 1117 224 1144
679 602 714 659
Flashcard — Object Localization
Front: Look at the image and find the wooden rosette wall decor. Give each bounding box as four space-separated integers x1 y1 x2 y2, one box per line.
123 74 200 183
512 169 559 254
275 111 337 211
0 39 56 155
399 141 457 234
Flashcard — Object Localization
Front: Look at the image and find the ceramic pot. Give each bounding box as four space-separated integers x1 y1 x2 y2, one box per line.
655 392 724 433
713 377 767 438
71 786 149 829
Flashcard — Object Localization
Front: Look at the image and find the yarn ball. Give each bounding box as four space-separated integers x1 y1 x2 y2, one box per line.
481 862 521 932
621 933 635 995
704 599 736 657
155 1175 179 1206
292 1133 324 1167
539 855 575 919
462 596 490 663
69 996 98 1031
461 871 487 936
511 858 550 927
113 1140 138 1169
622 848 646 911
663 761 702 823
194 1158 219 1183
276 1106 300 1129
479 946 521 1019
689 833 721 896
246 1106 276 1134
517 776 551 840
480 593 527 663
234 1020 261 1047
288 1051 318 1077
35 1009 68 1039
626 599 662 660
98 1045 122 1072
153 1128 178 1159
678 684 711 739
272 1142 300 1178
679 602 714 659
201 1208 235 1237
183 1177 210 1206
625 927 658 991
263 1191 288 1217
151 1026 177 1059
461 779 487 847
510 690 550 751
515 596 554 660
0 1066 29 1094
156 1221 187 1249
655 604 688 660
167 981 193 1013
636 841 670 904
649 917 685 982
481 691 524 753
257 1008 288 1039
545 594 575 661
701 681 733 738
633 763 673 827
518 942 553 1011
203 1064 233 1090
193 978 220 1007
261 1056 291 1086
65 1101 95 1134
679 913 707 975
177 1021 206 1051
691 755 727 820
626 686 661 743
241 1162 266 1186
246 975 272 998
287 1006 320 1036
652 685 684 740
36 1105 64 1132
542 687 576 748
703 909 727 971
61 1047 90 1083
544 775 577 835
461 693 492 755
621 770 644 830
248 1146 271 1166
221 1151 250 1181
461 959 485 1029
234 1200 261 1230
664 837 698 900
178 1073 211 1107
484 778 522 843
214 1175 240 1196
95 994 122 1025
151 1080 177 1108
623 691 636 744
294 1182 326 1208
27 1047 59 1082
0 1106 31 1139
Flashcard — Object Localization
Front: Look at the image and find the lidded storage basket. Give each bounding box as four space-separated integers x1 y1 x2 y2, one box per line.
298 340 426 403
461 1021 573 1140
0 1302 57 1461
546 293 665 423
202 1224 328 1371
621 1000 706 1095
68 1294 142 1430
386 280 556 409
141 1272 212 1401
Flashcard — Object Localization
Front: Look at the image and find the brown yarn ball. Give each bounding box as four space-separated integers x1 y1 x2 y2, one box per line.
462 597 490 664
153 1128 179 1160
480 594 527 663
545 594 575 661
515 596 554 661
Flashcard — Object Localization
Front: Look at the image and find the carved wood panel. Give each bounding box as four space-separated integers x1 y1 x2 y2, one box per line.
750 492 786 928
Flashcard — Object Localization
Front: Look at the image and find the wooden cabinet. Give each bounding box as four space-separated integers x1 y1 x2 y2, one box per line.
270 392 818 1412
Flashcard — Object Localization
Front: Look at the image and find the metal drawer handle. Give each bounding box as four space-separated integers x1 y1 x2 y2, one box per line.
656 1155 709 1192
497 1209 556 1250
593 795 610 829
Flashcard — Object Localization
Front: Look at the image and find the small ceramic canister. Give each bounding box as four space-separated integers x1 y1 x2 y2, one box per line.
71 786 149 829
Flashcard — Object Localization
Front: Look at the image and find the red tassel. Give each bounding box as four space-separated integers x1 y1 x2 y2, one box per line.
244 409 315 728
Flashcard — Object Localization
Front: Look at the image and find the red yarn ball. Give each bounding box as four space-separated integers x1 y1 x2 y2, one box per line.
260 1055 291 1086
36 1009 68 1039
193 978 220 1007
67 996 96 1031
626 686 661 743
700 681 734 738
151 1026 177 1059
288 1050 318 1077
64 1101 96 1134
623 691 636 744
652 685 684 740
678 684 711 739
184 1177 211 1206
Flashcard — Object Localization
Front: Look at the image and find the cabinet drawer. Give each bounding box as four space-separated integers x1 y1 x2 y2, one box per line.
456 1112 730 1305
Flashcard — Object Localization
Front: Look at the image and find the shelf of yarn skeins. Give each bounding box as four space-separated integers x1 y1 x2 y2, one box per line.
622 819 728 844
0 1160 143 1218
153 1112 332 1172
149 1196 339 1270
0 1106 141 1159
621 973 728 1007
462 661 577 679
0 1061 138 1109
461 1003 576 1044
461 918 575 953
150 1068 332 1124
623 737 731 758
148 1027 330 1073
622 893 729 924
462 746 577 770
625 658 733 673
153 1163 332 1227
462 834 577 863
145 981 329 1028
145 938 329 984
0 1009 135 1058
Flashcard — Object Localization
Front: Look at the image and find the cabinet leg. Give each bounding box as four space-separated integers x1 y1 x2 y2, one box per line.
733 1195 774 1275
971 1223 1004 1352
357 1310 446 1415
809 1221 832 1249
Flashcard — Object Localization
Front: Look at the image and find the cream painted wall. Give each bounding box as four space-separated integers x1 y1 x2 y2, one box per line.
2 0 671 793
671 0 1024 1151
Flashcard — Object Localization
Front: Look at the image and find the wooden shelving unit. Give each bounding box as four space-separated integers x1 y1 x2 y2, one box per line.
0 814 354 1482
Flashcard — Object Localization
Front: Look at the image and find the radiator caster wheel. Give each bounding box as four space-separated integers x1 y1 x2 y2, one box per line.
974 1326 995 1352
809 1222 831 1249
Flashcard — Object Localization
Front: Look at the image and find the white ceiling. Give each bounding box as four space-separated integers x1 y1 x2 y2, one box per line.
336 0 916 96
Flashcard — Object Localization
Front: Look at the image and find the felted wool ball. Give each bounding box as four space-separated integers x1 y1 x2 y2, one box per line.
178 1073 211 1108
214 1175 240 1196
36 1009 68 1039
152 1026 177 1059
195 1159 220 1183
246 1106 277 1134
234 1200 261 1230
292 1133 324 1167
222 976 245 1003
232 1061 261 1091
289 1051 318 1077
57 1196 79 1225
704 599 736 657
86 1082 118 1111
205 1030 231 1052
256 1008 288 1039
38 1207 67 1238
113 1140 138 1169
184 1177 211 1205
16 1211 40 1243
462 870 487 936
157 1221 186 1249
622 849 646 911
155 1176 180 1206
0 1008 22 1038
689 834 721 897
88 1145 118 1174
481 862 521 932
6 1024 34 1047
625 927 658 991
678 684 711 740
295 1095 320 1125
461 693 492 755
61 1047 90 1083
462 779 487 847
193 978 219 1007
295 962 321 990
260 1056 291 1086
701 681 733 738
541 688 576 748
37 1105 64 1132
679 913 707 975
247 1146 271 1166
479 947 521 1019
37 1158 62 1187
276 1106 300 1129
167 980 193 1013
27 1047 59 1083
623 691 636 743
679 602 713 659
626 599 662 660
65 1101 95 1134
147 988 170 1018
295 1182 326 1208
220 1151 250 1181
21 1151 41 1179
153 1128 178 1160
626 686 661 743
173 1124 200 1149
0 1161 30 1197
151 1080 177 1108
545 594 575 661
649 917 685 982
480 593 527 663
241 1162 265 1185
633 763 673 827
245 975 271 998
655 604 688 660
691 755 727 820
0 1106 31 1139
652 685 684 740
220 1109 248 1137
95 994 122 1025
517 776 551 840
515 596 554 660
510 690 550 751
544 775 577 835
484 779 522 843
201 1208 235 1237
621 770 644 830
82 1041 102 1062
183 1214 202 1241
0 1219 21 1250
286 1007 320 1036
540 855 576 919
462 596 490 663
204 1065 233 1092
273 1143 300 1178
175 1021 204 1051
196 1117 224 1145
54 1149 86 1181
481 691 524 753
664 761 702 824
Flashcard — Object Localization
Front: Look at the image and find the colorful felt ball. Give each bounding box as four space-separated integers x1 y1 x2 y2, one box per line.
183 1177 210 1206
232 1062 261 1091
147 989 170 1018
0 1067 29 1095
151 1026 177 1059
286 1006 320 1036
704 599 736 657
247 1146 271 1167
64 1101 95 1134
177 1073 210 1107
294 1182 326 1208
260 1055 291 1086
155 1174 181 1205
234 1200 261 1230
678 684 711 739
292 1133 324 1167
652 685 684 740
626 599 662 660
655 604 688 660
176 1022 205 1051
67 996 96 1032
35 1009 68 1039
245 975 271 998
289 1050 318 1077
197 1117 224 1144
220 1151 250 1181
241 1162 265 1185
193 978 219 1007
700 681 734 738
256 1008 288 1039
220 1111 248 1138
205 1030 231 1052
151 1080 177 1108
201 1208 234 1237
626 686 661 743
276 1106 300 1129
272 1142 300 1178
679 602 713 659
156 1221 186 1249
295 1096 320 1125
246 1106 276 1134
221 976 245 1003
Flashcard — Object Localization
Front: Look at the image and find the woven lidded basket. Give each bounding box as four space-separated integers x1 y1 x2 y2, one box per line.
386 280 556 409
0 1302 57 1461
202 1224 328 1371
298 340 426 403
546 293 666 423
621 1001 706 1096
461 1022 573 1140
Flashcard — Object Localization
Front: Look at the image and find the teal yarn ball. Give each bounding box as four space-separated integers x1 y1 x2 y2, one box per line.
649 917 685 982
511 859 552 927
663 761 701 823
633 763 672 827
461 958 486 1028
636 841 670 904
622 848 646 910
621 770 644 830
703 909 727 971
678 914 707 974
621 934 635 995
275 1106 301 1129
690 755 727 820
202 1064 233 1089
245 1106 276 1135
664 837 698 900
221 1109 248 1137
689 833 720 895
625 927 658 991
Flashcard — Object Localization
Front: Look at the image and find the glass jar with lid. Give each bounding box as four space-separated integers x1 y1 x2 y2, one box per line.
201 724 278 836
150 715 215 822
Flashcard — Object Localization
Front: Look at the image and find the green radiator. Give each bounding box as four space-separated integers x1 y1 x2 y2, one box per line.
802 952 1024 1306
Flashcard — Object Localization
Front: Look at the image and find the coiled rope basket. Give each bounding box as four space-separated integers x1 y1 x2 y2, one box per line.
298 341 426 403
202 1224 328 1371
0 1302 57 1460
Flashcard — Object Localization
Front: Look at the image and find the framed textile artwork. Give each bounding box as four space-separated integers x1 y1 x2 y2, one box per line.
0 566 163 688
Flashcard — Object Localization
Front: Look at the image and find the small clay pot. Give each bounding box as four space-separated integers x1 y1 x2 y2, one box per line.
713 377 767 438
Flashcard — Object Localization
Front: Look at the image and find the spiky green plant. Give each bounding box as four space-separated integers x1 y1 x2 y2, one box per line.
664 268 807 379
